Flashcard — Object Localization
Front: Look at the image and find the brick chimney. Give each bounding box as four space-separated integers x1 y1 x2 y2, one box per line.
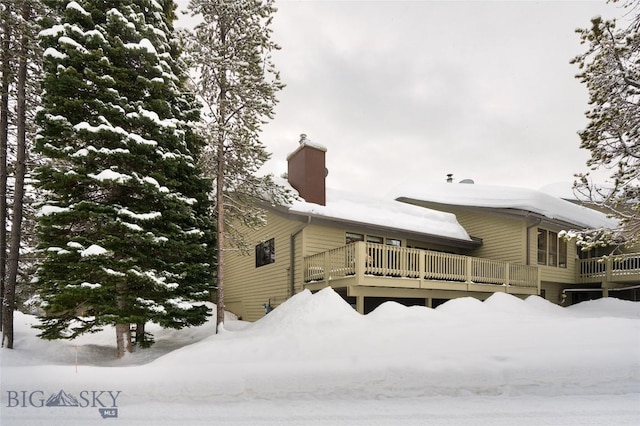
287 134 327 206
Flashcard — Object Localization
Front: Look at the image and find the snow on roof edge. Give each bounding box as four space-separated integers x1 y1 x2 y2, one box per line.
285 185 473 243
391 183 619 231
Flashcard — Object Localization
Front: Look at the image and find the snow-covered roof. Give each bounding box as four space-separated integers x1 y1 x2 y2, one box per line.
287 186 472 242
538 182 581 201
539 181 612 204
392 183 618 230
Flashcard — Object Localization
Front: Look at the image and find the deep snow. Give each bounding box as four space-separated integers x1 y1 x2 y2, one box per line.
1 289 639 425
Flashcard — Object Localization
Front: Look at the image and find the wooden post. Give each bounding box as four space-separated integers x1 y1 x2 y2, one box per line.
354 242 365 285
419 250 426 288
465 256 473 283
356 295 365 314
605 257 613 282
505 262 510 286
323 250 331 286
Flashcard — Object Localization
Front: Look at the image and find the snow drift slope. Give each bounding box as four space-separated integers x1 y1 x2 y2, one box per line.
2 288 639 408
141 288 640 399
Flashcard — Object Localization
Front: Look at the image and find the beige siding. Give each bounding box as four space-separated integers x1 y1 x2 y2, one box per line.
225 211 303 321
540 281 568 305
226 213 427 321
301 224 345 257
453 210 526 263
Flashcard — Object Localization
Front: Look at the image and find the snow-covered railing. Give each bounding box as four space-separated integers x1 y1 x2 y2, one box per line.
304 242 539 289
577 253 640 283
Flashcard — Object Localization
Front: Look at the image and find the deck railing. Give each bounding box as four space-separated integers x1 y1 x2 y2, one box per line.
577 253 640 283
304 242 539 289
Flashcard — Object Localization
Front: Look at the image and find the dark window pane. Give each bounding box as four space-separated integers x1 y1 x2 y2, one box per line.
256 238 275 268
537 229 547 265
548 231 558 267
559 237 568 268
346 232 364 245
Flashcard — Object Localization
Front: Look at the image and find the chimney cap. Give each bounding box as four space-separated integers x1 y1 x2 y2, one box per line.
287 133 327 160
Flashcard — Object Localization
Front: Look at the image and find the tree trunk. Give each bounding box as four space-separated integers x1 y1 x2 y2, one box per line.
135 322 145 347
115 282 132 358
215 19 228 334
215 133 225 333
0 0 12 334
2 1 27 349
115 323 131 358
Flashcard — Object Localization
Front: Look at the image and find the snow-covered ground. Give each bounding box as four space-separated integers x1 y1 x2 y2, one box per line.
1 288 639 425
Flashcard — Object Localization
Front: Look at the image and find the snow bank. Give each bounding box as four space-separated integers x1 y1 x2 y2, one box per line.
1 289 638 425
147 289 639 400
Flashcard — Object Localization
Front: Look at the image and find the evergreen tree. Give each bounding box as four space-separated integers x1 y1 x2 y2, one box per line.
0 0 45 347
184 0 290 332
35 0 214 357
0 1 11 332
571 0 640 249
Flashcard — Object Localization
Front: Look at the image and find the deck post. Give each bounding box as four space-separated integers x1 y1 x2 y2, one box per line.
419 250 426 288
354 242 365 286
356 295 365 314
605 257 613 282
323 250 331 286
505 262 510 286
465 256 473 283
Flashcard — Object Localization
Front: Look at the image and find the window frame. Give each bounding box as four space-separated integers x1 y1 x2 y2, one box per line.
345 232 364 245
345 232 403 247
255 238 275 268
537 229 567 269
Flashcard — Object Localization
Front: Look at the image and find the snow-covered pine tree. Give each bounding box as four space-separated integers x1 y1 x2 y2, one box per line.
571 0 640 250
184 0 291 332
35 0 214 357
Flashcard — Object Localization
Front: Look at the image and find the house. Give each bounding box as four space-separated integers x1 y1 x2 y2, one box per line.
224 137 640 321
392 181 640 305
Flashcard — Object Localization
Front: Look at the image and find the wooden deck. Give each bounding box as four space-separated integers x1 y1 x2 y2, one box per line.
576 253 640 284
303 242 540 296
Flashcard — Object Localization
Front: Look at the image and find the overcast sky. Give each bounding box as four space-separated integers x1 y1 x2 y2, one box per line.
176 0 624 196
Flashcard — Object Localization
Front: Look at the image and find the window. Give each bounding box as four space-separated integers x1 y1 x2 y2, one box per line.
537 229 567 268
255 238 275 267
578 245 616 260
537 230 547 265
558 238 567 268
346 232 364 244
345 232 402 247
548 232 558 267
